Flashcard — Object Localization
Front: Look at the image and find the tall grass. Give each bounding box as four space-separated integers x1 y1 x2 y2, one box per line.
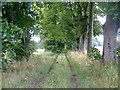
69 51 118 88
2 51 56 88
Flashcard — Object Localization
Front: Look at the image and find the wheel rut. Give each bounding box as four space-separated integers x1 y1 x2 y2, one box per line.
28 52 79 88
28 54 60 88
65 53 79 88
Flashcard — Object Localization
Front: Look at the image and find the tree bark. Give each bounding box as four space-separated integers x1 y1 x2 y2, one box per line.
21 29 31 61
87 2 94 55
25 29 31 61
79 35 85 53
102 15 119 63
76 38 79 50
24 29 31 48
21 30 30 49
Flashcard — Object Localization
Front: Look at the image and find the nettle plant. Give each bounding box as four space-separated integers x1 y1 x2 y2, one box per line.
89 47 102 61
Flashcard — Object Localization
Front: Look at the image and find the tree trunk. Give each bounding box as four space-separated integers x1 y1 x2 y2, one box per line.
21 30 30 49
102 15 119 63
25 29 31 48
25 29 31 61
79 35 85 53
25 36 30 49
76 37 79 51
21 29 31 61
87 2 94 55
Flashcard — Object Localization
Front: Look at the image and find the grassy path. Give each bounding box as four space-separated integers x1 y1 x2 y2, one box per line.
28 53 61 88
41 54 72 88
28 52 79 88
2 51 118 88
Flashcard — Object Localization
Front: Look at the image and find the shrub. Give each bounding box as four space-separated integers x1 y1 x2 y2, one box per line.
42 40 64 53
89 47 102 60
116 47 120 58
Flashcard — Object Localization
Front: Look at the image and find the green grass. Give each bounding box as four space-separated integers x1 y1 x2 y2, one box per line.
41 54 72 88
1 51 118 88
68 51 118 88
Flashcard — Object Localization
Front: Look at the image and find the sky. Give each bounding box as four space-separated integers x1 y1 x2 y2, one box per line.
97 16 106 25
31 35 40 43
31 16 106 43
94 16 106 43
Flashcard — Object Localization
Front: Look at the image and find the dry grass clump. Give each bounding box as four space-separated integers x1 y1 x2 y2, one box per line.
69 51 118 88
69 51 92 66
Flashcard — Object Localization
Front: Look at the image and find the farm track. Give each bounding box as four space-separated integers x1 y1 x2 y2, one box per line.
28 52 79 88
28 54 59 88
65 53 79 88
28 76 45 88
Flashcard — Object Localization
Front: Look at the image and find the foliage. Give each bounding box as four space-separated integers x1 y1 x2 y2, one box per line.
1 19 31 71
1 19 15 70
34 2 103 52
93 20 102 37
42 39 64 53
116 47 120 58
88 47 102 60
98 2 120 20
116 41 120 58
2 2 36 57
2 2 116 70
1 2 38 70
34 2 77 51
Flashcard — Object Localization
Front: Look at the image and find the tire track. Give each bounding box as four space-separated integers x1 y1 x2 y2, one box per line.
28 54 60 88
65 53 79 88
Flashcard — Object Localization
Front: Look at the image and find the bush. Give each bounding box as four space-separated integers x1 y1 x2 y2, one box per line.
89 47 102 60
42 40 64 53
116 47 120 58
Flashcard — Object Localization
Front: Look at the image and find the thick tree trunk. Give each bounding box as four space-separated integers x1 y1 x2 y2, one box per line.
103 15 119 63
79 35 85 53
87 2 94 55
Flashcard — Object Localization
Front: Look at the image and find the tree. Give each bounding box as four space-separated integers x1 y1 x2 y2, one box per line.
103 15 120 63
101 2 120 63
87 2 94 55
75 2 88 53
34 2 79 51
2 2 37 61
34 2 103 53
